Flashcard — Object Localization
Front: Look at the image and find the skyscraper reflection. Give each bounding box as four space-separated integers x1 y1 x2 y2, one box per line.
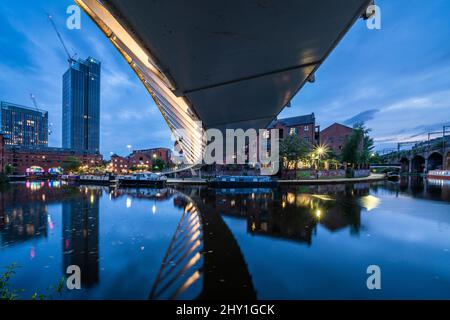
62 187 101 288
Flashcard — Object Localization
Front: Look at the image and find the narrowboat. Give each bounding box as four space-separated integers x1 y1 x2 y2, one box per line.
79 174 116 186
208 175 277 188
427 170 450 180
118 172 167 187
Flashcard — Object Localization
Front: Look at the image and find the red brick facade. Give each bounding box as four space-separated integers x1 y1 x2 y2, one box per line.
111 148 172 173
3 146 103 174
268 113 318 145
320 123 354 155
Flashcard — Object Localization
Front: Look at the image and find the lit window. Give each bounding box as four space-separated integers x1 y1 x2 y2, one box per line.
304 126 309 131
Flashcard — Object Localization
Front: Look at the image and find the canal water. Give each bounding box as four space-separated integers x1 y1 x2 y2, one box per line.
0 178 449 300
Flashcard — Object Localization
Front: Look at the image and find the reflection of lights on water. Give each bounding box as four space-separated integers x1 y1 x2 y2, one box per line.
47 180 61 188
282 201 286 209
251 222 256 231
152 205 157 215
251 193 255 200
185 203 193 213
47 215 54 230
178 270 201 296
312 194 334 201
428 179 450 187
231 200 236 207
359 195 381 211
42 194 46 202
287 193 295 204
30 247 35 260
26 181 43 191
126 197 132 208
90 194 95 204
315 209 322 219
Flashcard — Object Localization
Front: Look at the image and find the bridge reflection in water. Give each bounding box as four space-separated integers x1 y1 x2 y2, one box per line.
2 180 450 299
148 184 371 299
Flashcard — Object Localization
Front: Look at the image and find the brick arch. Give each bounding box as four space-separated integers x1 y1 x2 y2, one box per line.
411 155 426 173
399 157 410 173
427 152 443 171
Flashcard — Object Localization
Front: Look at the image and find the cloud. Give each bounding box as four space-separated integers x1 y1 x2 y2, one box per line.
344 109 380 126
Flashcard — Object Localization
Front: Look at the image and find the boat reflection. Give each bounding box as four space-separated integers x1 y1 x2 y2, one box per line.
379 176 450 202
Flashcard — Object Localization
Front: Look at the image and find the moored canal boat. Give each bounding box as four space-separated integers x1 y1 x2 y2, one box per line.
79 174 116 186
387 172 400 182
427 170 450 180
118 172 167 187
208 175 277 188
7 175 27 182
60 174 80 183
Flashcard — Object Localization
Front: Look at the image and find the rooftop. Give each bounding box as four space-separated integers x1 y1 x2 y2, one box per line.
6 145 101 155
0 101 48 115
268 113 315 128
321 122 354 132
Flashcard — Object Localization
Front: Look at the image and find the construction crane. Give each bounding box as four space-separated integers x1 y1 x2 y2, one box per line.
30 93 40 111
47 13 77 65
30 93 53 136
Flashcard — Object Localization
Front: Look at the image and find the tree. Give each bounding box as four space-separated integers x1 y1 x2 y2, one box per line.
341 122 374 167
152 159 166 171
4 164 14 175
279 135 310 170
356 122 374 165
61 156 81 173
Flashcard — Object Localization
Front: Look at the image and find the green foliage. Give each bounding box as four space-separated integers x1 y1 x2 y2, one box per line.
370 152 383 164
4 164 14 175
341 122 374 166
0 173 9 185
152 159 166 171
61 156 81 173
0 263 23 300
279 135 310 169
1 264 65 300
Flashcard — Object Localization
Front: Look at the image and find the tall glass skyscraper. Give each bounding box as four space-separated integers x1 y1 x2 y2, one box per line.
0 101 49 147
62 57 101 153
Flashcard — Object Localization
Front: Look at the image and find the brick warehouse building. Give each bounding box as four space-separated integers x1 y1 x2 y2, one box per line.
320 123 354 155
111 148 172 173
268 113 320 145
4 146 103 174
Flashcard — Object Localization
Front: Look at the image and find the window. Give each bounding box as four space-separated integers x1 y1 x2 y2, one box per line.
304 125 309 131
289 128 298 136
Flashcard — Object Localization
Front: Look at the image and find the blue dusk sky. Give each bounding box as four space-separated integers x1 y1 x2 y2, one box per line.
0 0 449 156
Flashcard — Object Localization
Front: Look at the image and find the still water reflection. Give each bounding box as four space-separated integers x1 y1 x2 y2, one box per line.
0 178 449 299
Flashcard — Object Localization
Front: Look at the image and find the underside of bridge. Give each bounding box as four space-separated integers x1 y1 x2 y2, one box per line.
76 0 372 163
